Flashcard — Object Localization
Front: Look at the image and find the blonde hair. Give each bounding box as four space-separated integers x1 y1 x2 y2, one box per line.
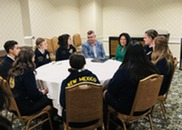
151 36 173 65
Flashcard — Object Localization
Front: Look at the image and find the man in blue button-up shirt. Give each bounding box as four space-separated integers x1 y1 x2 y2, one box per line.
82 30 106 59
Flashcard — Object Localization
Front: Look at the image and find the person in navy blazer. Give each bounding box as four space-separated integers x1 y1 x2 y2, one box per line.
151 36 174 95
34 38 51 68
0 40 20 79
143 29 158 60
82 30 106 59
56 34 76 61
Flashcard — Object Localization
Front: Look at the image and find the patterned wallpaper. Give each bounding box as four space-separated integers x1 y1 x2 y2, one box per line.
0 0 181 59
28 0 80 39
0 0 24 49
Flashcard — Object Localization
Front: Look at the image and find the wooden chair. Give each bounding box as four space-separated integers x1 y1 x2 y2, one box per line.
73 33 82 52
109 74 163 130
51 37 59 52
46 38 55 61
157 57 178 120
64 82 104 130
0 76 53 130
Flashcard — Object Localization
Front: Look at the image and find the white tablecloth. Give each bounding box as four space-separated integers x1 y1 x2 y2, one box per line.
36 59 121 116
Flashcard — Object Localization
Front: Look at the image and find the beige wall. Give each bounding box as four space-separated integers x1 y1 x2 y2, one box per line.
0 0 181 59
0 0 24 48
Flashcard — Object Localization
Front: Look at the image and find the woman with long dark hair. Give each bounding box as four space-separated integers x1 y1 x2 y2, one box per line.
103 41 159 129
56 34 76 61
115 33 131 62
8 48 51 115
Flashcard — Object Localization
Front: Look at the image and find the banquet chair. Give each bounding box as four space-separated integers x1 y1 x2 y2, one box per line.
157 57 178 120
73 33 82 52
109 74 163 130
46 38 55 61
0 77 53 130
64 82 104 130
51 36 59 52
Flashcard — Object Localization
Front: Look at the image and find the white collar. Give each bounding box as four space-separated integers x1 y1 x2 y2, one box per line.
7 54 15 61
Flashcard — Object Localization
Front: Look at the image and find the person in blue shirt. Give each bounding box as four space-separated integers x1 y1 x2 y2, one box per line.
56 34 76 61
143 29 158 60
82 30 106 59
0 40 20 79
115 33 131 62
34 38 51 68
151 36 174 95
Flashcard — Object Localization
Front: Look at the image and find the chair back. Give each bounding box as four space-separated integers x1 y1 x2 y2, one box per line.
0 77 22 119
46 38 54 54
131 74 163 114
51 37 59 52
65 82 103 128
73 33 82 47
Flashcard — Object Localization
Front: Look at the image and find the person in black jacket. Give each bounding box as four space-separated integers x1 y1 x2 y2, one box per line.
103 41 159 129
56 34 76 61
151 36 174 95
143 29 158 60
8 48 51 115
60 53 100 127
34 38 51 68
0 40 20 79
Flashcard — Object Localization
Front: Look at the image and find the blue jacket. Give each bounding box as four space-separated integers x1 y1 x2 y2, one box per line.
105 62 157 115
156 57 173 95
34 48 51 68
56 45 76 61
60 69 100 109
82 40 106 59
0 56 14 79
11 69 50 115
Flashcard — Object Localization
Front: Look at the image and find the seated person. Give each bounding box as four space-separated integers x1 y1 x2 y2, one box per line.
0 40 20 79
8 48 51 116
103 41 159 129
115 33 131 62
60 53 100 125
82 30 106 59
34 38 51 68
151 36 174 95
143 29 158 60
56 34 76 61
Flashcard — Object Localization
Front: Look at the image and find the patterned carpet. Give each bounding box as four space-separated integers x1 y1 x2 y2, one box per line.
124 67 182 130
1 68 182 130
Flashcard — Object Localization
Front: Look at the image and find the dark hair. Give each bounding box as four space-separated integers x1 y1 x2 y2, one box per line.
36 38 45 47
58 34 70 48
4 40 18 53
145 29 158 40
118 33 131 47
68 53 86 73
121 41 159 82
8 48 36 77
87 30 95 35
